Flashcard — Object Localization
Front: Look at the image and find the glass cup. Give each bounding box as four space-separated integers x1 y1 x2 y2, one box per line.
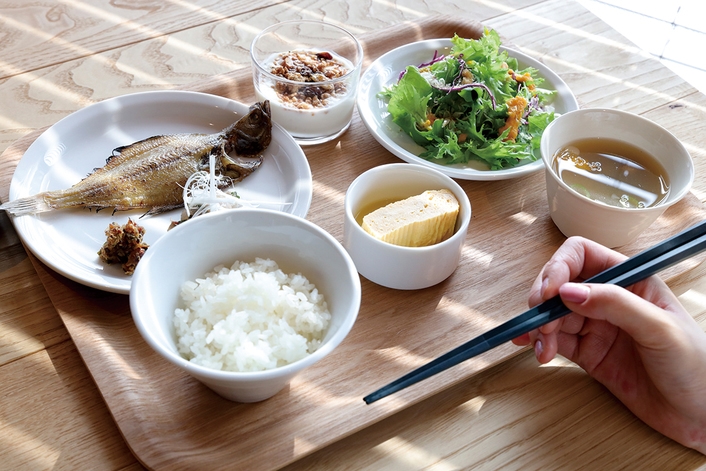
250 20 363 145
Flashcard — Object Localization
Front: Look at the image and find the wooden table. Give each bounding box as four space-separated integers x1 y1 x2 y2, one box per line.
1 1 705 469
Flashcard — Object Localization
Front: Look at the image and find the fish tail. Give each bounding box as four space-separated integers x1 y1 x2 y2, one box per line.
0 194 52 216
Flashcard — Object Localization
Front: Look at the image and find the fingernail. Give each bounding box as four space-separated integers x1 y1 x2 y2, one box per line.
540 276 549 298
560 282 590 304
534 339 543 357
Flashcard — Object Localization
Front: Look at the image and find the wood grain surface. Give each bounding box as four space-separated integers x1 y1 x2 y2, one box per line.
1 1 706 470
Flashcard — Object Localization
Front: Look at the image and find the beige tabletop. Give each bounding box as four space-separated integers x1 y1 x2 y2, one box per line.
1 1 706 469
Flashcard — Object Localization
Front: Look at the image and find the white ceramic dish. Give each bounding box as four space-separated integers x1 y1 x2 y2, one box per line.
344 163 471 290
7 90 312 294
130 208 361 402
356 39 579 180
540 108 694 248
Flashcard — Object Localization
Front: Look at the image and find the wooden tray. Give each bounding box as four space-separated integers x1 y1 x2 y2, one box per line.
2 16 705 471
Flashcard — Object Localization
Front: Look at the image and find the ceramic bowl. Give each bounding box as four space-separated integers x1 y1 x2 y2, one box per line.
130 209 361 402
343 163 472 290
540 108 694 248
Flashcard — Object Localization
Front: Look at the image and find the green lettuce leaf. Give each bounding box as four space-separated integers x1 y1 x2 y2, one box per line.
381 30 559 170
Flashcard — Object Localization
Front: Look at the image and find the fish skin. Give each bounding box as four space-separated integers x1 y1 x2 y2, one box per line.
0 101 272 216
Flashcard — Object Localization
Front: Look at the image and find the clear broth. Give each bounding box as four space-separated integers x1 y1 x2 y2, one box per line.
551 138 669 209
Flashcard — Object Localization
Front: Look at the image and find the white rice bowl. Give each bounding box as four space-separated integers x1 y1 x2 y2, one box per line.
174 258 331 372
130 208 361 402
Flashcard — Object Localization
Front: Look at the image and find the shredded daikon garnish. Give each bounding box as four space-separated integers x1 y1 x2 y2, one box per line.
181 155 256 220
174 154 290 228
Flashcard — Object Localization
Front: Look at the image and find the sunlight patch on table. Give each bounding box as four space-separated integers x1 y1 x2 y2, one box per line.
112 53 179 88
462 245 494 269
313 179 345 206
522 42 706 111
375 345 428 367
0 105 28 131
684 141 706 173
540 356 581 368
4 54 160 111
680 288 706 307
484 3 706 109
290 377 353 405
438 297 498 329
65 0 162 33
678 289 706 329
281 3 367 33
481 0 652 56
3 2 227 91
0 58 27 78
510 211 538 226
66 0 255 43
0 422 59 469
81 327 145 380
689 187 706 205
370 0 426 19
0 323 46 358
0 62 92 111
459 395 486 416
373 436 457 471
293 435 318 456
0 16 81 60
164 0 236 23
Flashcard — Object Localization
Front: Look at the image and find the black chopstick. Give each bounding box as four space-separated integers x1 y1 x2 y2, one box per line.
363 219 706 404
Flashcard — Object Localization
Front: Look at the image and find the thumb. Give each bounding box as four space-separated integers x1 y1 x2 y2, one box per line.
558 282 674 350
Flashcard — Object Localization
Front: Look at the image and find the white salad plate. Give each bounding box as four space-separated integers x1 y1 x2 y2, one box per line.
356 39 580 180
7 90 312 294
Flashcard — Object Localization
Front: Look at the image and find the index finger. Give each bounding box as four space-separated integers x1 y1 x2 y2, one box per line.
532 236 628 304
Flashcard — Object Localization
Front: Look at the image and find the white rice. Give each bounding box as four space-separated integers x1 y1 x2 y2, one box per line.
173 257 331 372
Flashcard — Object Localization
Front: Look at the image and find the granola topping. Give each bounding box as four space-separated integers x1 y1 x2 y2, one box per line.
268 50 351 110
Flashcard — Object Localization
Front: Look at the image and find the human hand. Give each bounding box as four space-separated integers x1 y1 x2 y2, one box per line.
513 236 706 454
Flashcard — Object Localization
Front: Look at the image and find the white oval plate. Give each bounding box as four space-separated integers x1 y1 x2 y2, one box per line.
356 39 580 180
8 90 312 294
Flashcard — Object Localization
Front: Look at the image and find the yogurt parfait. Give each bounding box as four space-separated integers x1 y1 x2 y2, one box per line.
251 21 363 145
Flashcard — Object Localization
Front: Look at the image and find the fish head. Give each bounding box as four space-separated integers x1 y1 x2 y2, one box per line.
224 101 273 158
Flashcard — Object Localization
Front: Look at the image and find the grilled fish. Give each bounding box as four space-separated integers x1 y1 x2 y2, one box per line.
1 101 272 216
